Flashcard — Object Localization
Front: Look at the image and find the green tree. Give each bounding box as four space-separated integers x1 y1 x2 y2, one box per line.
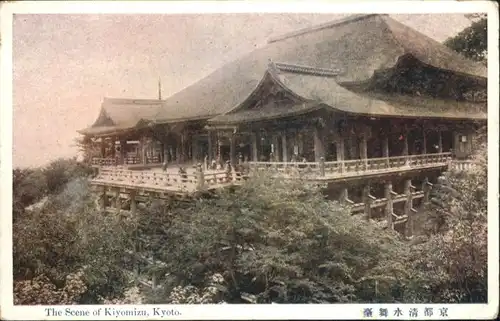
407 142 487 303
444 14 487 62
144 176 415 303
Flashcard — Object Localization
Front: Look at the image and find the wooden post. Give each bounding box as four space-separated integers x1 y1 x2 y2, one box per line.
281 132 288 163
438 129 443 153
111 137 116 159
313 125 325 162
403 126 409 164
120 138 127 165
180 132 186 163
339 187 348 205
404 179 414 237
99 186 107 210
382 134 389 168
196 163 205 190
384 182 394 229
422 124 427 154
251 132 258 162
336 136 345 173
100 138 106 158
319 157 325 177
422 177 431 204
207 131 214 163
229 133 236 166
363 185 372 220
360 131 368 170
114 187 121 213
191 137 198 163
139 137 147 165
272 135 280 162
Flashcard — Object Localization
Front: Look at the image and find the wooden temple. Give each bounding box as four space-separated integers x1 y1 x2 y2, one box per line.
78 14 487 235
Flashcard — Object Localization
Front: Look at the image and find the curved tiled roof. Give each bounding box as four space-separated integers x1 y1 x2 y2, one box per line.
78 98 163 136
80 14 487 136
153 14 486 122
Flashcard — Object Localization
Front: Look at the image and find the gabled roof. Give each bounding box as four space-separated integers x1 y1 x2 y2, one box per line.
80 14 488 136
153 14 486 122
209 63 486 124
78 98 163 136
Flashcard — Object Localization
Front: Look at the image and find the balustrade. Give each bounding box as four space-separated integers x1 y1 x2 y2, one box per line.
91 152 467 194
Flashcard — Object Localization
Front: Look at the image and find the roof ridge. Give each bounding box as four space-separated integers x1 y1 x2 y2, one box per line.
267 13 385 44
274 62 343 77
103 97 165 104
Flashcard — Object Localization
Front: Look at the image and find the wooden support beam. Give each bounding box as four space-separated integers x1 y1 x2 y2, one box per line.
207 131 214 162
422 177 431 204
114 187 121 213
336 136 345 173
100 139 106 158
229 133 236 166
359 133 368 170
281 132 288 163
196 163 205 190
251 132 258 162
422 124 427 154
363 184 373 220
384 182 394 228
382 134 389 167
438 129 443 153
119 138 127 165
313 125 325 162
339 187 348 205
272 135 280 162
130 190 137 214
99 186 107 210
404 179 413 237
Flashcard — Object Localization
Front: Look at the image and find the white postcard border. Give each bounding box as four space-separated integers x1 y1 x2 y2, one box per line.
1 1 498 320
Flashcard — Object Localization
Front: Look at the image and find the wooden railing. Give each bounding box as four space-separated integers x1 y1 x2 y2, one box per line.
91 153 455 193
450 160 476 171
248 153 452 178
91 157 117 166
92 156 162 166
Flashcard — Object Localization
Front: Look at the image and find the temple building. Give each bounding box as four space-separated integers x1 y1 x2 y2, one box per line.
79 14 487 234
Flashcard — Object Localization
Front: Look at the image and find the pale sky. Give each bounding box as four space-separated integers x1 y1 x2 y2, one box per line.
12 13 473 168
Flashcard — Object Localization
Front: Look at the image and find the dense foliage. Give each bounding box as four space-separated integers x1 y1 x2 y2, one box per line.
444 14 487 62
12 138 488 304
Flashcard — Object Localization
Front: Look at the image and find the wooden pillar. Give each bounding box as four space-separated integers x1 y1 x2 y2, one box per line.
298 133 304 157
139 137 147 165
192 136 198 163
207 131 214 162
363 184 372 220
382 134 389 167
99 186 107 210
336 136 345 173
251 132 258 162
437 129 443 153
281 132 288 163
229 133 236 166
111 137 116 159
339 187 348 205
130 190 137 214
359 130 368 169
313 126 325 162
196 163 205 190
422 177 431 204
114 187 121 212
422 125 427 154
404 179 414 237
272 135 280 162
384 182 394 229
100 139 106 158
120 138 127 165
